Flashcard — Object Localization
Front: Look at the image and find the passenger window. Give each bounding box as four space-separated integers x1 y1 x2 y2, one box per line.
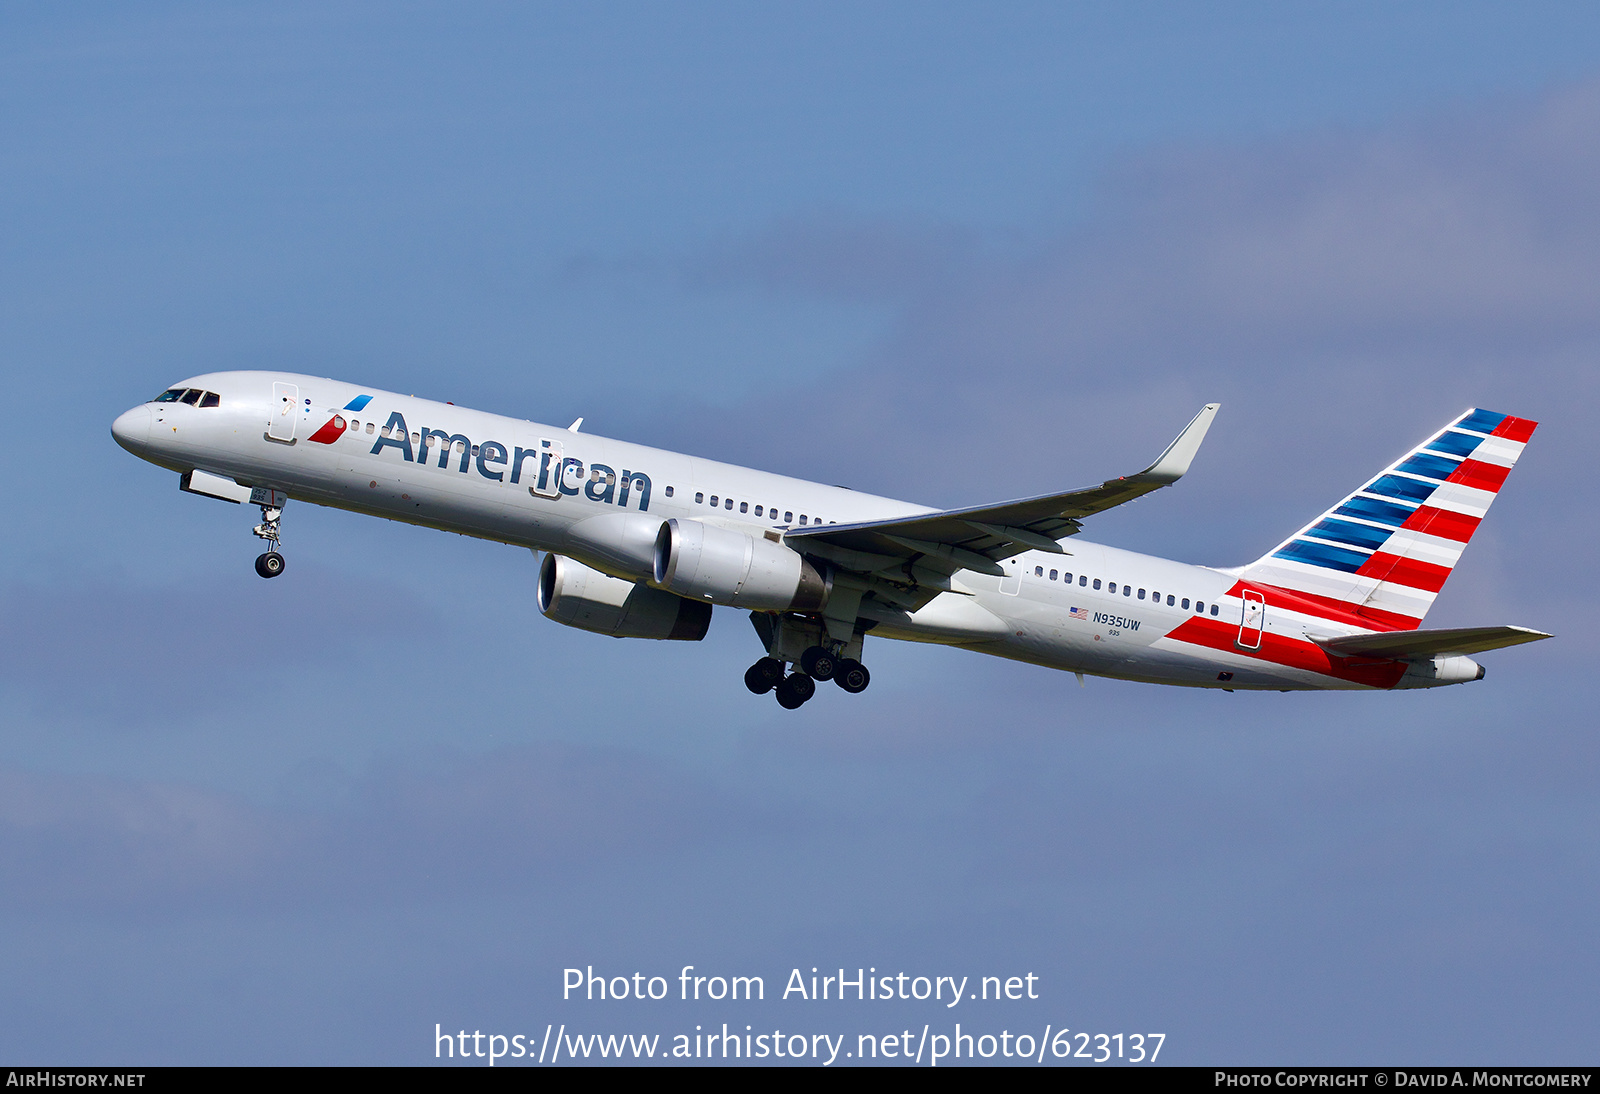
799 514 807 524
1138 589 1146 599
1124 586 1132 597
1035 566 1044 577
740 502 748 513
1049 569 1058 581
366 422 373 434
179 389 201 405
1195 601 1204 613
1092 579 1101 590
710 495 719 506
1166 594 1174 606
1078 575 1086 586
1182 598 1190 609
695 492 704 504
754 505 763 516
664 486 675 498
410 433 419 444
785 511 793 523
1108 582 1116 594
200 391 220 408
471 445 479 456
1210 604 1219 616
725 498 733 510
154 389 184 402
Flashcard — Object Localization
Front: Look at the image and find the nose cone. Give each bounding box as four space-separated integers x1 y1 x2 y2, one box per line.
111 404 152 456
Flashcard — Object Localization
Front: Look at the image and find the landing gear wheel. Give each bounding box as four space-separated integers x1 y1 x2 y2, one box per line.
833 659 870 693
775 673 816 709
744 657 784 694
254 551 286 579
799 645 837 681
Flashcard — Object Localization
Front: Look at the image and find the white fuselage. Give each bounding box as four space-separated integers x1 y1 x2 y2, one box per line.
110 371 1400 692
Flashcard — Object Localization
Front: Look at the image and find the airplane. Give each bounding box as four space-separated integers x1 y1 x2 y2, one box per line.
111 372 1550 707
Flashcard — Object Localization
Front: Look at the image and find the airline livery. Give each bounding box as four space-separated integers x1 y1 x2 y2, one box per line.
111 373 1549 708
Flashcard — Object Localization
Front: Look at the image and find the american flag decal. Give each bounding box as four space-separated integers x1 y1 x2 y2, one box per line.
1068 606 1089 621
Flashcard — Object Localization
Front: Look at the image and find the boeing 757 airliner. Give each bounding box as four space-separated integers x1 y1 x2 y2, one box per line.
111 374 1548 707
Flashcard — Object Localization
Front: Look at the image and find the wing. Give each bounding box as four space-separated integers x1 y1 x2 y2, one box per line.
786 403 1220 582
1309 625 1552 660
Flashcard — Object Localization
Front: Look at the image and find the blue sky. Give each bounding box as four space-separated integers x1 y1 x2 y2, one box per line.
2 2 1597 1064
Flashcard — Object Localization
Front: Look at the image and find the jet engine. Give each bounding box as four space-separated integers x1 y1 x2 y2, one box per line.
652 518 829 612
538 553 711 641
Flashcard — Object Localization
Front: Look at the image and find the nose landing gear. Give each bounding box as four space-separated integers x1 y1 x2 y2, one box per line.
250 488 288 579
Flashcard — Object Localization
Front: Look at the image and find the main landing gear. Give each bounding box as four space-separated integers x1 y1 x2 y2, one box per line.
745 612 872 709
742 644 871 709
251 492 287 579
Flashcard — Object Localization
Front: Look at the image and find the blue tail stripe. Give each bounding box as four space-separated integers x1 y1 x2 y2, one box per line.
1456 408 1507 435
1272 539 1371 573
1393 452 1462 481
1308 518 1394 551
1334 496 1415 527
1365 474 1438 503
1425 430 1482 458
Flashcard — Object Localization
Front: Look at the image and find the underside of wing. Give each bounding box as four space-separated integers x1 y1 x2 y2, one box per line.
786 403 1220 581
1310 625 1552 660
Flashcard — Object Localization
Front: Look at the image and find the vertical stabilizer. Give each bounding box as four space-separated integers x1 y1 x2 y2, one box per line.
1240 409 1536 630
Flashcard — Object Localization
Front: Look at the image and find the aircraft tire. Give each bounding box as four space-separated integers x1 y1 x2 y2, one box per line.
775 673 815 709
745 658 783 694
799 645 836 680
255 552 286 579
834 659 870 693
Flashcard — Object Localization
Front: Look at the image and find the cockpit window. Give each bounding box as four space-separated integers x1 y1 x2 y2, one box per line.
199 391 220 407
179 389 202 405
154 389 185 402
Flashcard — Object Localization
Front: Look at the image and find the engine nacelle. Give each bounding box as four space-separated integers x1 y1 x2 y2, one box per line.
538 553 711 641
652 518 829 612
562 511 664 581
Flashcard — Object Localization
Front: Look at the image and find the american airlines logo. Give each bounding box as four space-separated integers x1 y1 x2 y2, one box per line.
365 410 653 510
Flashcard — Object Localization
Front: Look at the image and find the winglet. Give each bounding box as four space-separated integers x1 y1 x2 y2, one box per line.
1129 403 1219 484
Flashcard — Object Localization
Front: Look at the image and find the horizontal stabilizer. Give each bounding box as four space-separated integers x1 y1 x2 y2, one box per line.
1309 625 1551 660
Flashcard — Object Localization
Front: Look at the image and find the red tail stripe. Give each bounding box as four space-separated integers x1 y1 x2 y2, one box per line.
1399 506 1481 543
1491 416 1537 444
1223 580 1420 631
1446 459 1510 493
1165 617 1407 688
1356 551 1451 593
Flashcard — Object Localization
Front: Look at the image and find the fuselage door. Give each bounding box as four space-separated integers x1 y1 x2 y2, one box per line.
529 438 563 499
1237 590 1265 650
999 557 1021 595
269 382 299 441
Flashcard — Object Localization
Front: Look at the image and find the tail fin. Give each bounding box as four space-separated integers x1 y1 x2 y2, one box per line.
1239 408 1537 631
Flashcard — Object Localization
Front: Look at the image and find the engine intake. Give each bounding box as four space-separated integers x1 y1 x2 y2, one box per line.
652 519 828 612
538 553 710 641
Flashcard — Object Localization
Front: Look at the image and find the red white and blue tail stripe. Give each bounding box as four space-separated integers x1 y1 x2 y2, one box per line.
1239 408 1537 631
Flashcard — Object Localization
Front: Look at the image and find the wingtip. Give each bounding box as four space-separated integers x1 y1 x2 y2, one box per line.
1133 403 1221 484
